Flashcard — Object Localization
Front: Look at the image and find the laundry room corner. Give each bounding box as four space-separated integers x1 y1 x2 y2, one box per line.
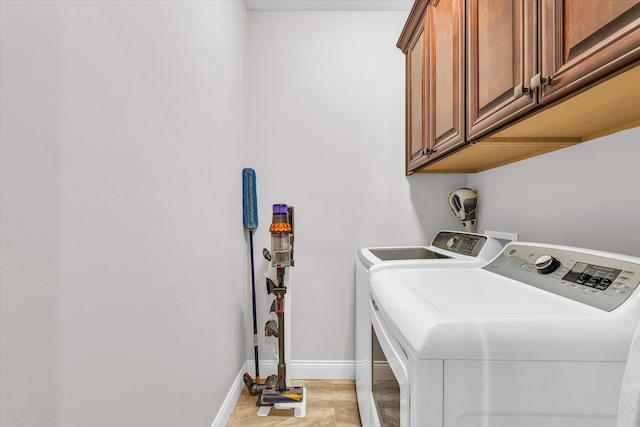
242 9 466 373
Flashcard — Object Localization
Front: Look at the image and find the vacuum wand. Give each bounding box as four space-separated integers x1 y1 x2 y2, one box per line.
256 204 305 417
268 204 293 392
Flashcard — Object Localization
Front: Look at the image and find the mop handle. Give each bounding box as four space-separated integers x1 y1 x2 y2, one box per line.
250 228 259 378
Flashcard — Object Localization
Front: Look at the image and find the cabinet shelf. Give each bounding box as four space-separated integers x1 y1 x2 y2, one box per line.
416 65 640 173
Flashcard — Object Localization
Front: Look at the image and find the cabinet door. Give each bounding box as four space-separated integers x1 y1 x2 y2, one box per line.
539 0 640 103
426 0 466 159
406 24 427 172
467 0 538 141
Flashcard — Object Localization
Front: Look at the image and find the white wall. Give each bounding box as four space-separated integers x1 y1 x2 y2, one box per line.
245 11 464 364
468 127 640 257
1 4 464 425
1 1 248 426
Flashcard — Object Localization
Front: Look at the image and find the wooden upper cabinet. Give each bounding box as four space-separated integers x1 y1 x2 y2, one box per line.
399 0 465 173
427 0 466 159
398 0 640 173
407 26 427 171
466 0 538 141
539 0 640 103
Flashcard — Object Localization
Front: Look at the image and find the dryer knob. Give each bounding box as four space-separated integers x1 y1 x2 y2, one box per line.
447 237 458 249
535 255 561 275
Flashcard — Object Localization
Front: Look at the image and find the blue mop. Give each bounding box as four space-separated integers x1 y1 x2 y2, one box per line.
242 168 260 381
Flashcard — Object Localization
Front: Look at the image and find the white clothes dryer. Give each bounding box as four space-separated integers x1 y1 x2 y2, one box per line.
355 231 503 426
370 242 640 426
618 320 640 427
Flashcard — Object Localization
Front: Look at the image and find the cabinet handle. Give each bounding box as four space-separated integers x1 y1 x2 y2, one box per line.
530 73 552 89
422 148 430 155
514 83 531 99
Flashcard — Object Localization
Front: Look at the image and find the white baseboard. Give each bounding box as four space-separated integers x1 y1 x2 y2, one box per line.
250 359 355 380
290 359 355 379
209 361 283 426
210 359 355 426
211 361 249 427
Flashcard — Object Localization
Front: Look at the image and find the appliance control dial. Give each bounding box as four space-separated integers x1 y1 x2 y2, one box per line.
483 243 640 311
447 237 459 249
535 255 561 274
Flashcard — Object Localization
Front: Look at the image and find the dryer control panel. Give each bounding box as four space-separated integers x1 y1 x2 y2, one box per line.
483 243 640 311
431 231 488 257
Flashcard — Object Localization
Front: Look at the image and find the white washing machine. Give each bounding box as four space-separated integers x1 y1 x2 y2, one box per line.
355 231 504 427
370 242 640 426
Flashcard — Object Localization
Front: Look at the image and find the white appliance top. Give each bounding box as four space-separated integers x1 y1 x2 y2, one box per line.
371 242 640 362
358 230 503 270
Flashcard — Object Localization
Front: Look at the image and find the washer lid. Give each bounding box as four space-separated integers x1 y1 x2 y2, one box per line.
356 231 503 269
370 268 630 362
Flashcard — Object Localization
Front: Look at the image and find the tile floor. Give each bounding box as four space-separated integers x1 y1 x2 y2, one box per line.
226 379 362 426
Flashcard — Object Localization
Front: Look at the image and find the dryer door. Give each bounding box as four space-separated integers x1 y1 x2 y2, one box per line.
370 299 410 427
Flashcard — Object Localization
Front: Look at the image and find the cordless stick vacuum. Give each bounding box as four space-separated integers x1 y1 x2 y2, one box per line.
256 204 306 418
